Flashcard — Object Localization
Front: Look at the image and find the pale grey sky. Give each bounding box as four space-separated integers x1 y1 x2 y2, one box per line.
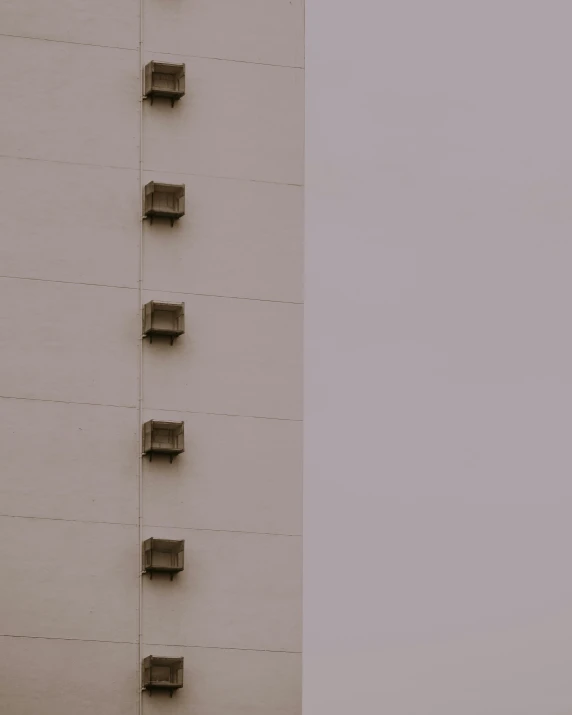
305 2 572 713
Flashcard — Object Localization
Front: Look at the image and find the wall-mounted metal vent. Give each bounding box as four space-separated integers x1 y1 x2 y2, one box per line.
142 655 184 696
144 61 185 106
142 538 185 580
143 301 185 344
142 420 184 462
144 182 185 225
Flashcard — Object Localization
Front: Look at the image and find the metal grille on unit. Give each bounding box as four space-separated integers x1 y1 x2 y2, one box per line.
142 538 185 580
144 61 185 106
142 655 184 696
142 420 185 462
144 182 185 226
142 301 185 345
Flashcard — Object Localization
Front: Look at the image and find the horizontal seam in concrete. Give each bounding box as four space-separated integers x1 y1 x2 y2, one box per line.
0 514 301 538
0 395 137 410
144 642 302 654
148 406 302 422
0 32 136 52
144 524 301 538
0 634 135 645
149 48 304 71
0 514 137 527
0 152 137 172
0 275 302 305
0 275 137 291
0 634 301 654
145 287 303 305
145 166 303 188
0 154 303 188
0 395 301 423
0 33 305 72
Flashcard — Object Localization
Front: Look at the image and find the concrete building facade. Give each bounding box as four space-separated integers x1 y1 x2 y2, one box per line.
0 2 303 713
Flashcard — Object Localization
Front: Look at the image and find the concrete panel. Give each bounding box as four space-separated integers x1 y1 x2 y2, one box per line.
0 278 139 407
143 171 303 303
142 409 302 535
0 157 139 287
0 36 139 168
142 291 302 420
142 528 301 652
0 398 138 524
2 0 139 50
144 0 304 68
141 645 301 715
0 636 137 715
0 517 138 642
143 55 303 185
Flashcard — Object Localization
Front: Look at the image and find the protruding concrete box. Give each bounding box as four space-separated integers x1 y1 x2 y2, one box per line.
142 537 185 580
144 61 185 106
142 419 184 462
142 300 185 344
142 655 184 696
144 182 185 225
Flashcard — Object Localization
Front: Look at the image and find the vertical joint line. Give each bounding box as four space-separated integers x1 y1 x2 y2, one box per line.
138 0 144 712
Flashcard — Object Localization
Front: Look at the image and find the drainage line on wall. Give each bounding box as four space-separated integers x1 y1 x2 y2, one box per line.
138 0 145 712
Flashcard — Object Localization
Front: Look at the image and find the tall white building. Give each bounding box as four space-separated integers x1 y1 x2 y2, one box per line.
0 2 303 713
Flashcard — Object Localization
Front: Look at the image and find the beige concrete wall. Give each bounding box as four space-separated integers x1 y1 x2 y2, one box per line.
0 1 302 713
143 56 303 184
142 409 302 535
142 175 303 303
142 290 302 420
0 637 138 715
0 399 139 523
143 0 304 66
141 645 301 715
141 526 301 652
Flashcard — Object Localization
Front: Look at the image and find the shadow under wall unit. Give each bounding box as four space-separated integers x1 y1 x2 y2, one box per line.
143 538 185 580
142 655 184 696
143 419 184 462
144 61 185 106
144 182 185 225
143 300 185 344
